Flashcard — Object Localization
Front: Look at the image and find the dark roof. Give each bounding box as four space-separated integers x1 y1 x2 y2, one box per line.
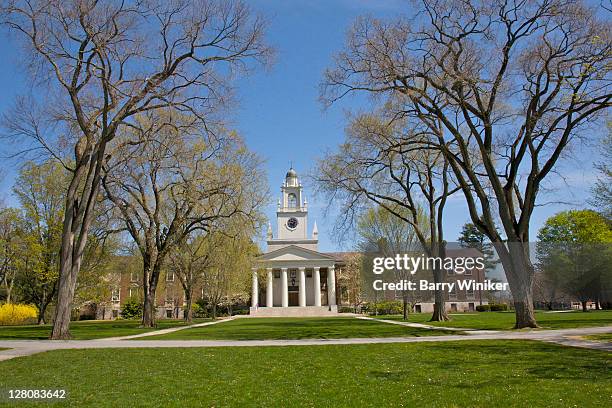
286 168 297 178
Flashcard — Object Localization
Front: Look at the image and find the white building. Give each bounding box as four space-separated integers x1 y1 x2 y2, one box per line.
250 168 339 317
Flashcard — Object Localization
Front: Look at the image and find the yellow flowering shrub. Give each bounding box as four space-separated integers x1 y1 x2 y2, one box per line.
0 303 38 325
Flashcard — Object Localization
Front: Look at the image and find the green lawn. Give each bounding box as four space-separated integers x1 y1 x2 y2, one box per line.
373 310 612 330
0 341 609 407
0 319 209 340
143 317 454 340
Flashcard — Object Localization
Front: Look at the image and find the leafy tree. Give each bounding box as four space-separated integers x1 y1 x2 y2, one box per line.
356 205 432 320
458 223 499 273
12 161 67 324
336 253 364 314
537 210 612 311
120 298 143 320
0 208 25 303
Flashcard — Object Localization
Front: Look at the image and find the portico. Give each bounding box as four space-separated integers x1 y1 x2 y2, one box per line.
250 168 338 317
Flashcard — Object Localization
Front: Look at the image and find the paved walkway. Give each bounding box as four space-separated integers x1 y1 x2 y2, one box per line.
356 316 471 332
101 316 236 341
0 324 609 362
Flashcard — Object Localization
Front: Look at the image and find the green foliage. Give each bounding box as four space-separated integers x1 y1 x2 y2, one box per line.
458 223 499 271
120 298 143 319
476 304 508 312
537 210 612 307
365 300 403 315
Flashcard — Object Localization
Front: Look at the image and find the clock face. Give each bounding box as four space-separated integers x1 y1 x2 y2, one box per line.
286 217 299 230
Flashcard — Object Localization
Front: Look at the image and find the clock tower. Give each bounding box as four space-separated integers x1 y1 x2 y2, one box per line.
267 168 319 252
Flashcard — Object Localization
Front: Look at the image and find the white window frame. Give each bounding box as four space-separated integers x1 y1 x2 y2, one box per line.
166 271 175 282
111 289 120 303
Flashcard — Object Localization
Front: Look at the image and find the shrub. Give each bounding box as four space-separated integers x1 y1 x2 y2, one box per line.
0 303 38 325
490 303 508 311
120 298 143 319
366 300 403 315
476 304 491 312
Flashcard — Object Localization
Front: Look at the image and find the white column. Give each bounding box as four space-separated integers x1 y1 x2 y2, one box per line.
251 268 258 308
298 267 306 307
281 267 288 307
313 267 321 307
327 266 336 307
266 268 273 307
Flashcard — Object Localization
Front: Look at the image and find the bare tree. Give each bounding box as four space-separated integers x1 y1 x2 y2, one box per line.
168 232 216 323
316 113 457 321
1 0 271 338
102 115 267 327
321 0 611 327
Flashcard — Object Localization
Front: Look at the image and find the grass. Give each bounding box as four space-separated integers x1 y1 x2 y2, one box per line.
0 318 209 340
584 333 612 342
373 310 612 330
143 317 454 340
0 341 609 407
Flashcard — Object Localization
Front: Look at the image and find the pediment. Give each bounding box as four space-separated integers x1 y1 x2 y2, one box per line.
258 245 337 262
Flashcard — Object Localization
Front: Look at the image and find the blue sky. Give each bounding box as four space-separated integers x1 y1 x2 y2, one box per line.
0 0 602 252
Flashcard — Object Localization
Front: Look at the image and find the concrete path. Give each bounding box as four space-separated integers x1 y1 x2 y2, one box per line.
100 317 235 341
0 325 609 362
357 316 472 332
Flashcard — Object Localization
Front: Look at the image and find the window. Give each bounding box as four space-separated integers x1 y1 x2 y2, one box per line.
465 268 472 276
111 289 120 303
306 271 312 278
166 309 173 319
274 271 280 279
128 287 139 299
166 271 175 282
288 193 297 208
130 272 139 282
466 287 475 299
165 291 174 305
449 286 457 299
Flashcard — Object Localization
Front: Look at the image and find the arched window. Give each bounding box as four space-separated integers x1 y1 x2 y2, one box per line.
288 193 297 208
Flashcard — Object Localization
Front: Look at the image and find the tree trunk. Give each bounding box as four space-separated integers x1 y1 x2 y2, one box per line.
429 267 449 322
142 288 157 327
402 296 408 320
51 149 105 339
184 293 193 323
212 303 217 320
499 244 538 328
141 260 161 328
50 263 79 339
581 301 588 312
